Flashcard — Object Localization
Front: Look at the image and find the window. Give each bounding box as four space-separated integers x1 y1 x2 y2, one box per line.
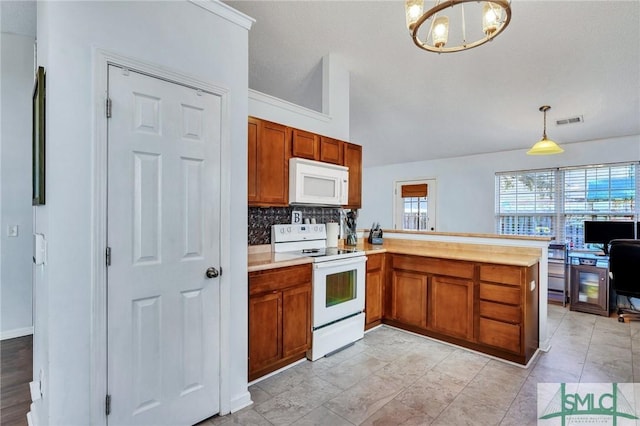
496 163 638 249
563 163 636 249
496 169 557 237
394 179 437 231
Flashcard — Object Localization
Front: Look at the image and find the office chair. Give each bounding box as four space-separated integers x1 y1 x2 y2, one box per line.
608 239 640 323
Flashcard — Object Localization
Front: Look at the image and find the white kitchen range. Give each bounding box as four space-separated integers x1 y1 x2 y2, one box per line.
271 224 367 361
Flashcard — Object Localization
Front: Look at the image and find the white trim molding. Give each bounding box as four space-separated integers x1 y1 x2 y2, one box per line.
0 326 33 340
188 0 255 30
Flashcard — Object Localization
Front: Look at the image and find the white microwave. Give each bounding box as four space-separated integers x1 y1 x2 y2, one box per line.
289 158 349 206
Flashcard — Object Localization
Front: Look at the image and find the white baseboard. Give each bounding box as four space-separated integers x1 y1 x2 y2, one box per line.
229 391 252 413
1 326 33 340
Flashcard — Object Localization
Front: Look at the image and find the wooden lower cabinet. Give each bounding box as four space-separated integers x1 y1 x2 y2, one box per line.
248 264 311 381
384 253 538 365
365 253 384 329
477 263 539 363
390 270 428 329
430 275 474 340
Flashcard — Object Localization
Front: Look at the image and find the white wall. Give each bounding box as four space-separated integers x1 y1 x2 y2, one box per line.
34 1 250 424
249 54 350 140
360 135 640 234
0 32 35 339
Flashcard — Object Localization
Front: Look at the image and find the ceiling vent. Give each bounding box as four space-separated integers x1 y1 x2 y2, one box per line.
556 115 584 126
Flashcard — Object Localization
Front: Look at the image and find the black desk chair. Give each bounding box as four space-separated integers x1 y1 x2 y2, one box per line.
609 239 640 323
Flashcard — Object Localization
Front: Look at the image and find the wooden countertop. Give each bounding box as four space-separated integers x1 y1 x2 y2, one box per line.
248 238 541 272
248 245 313 273
351 239 540 267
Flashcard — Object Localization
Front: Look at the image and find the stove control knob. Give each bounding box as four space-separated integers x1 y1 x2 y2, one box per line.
287 226 291 233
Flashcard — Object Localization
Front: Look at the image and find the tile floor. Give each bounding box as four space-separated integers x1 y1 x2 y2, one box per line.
201 305 640 425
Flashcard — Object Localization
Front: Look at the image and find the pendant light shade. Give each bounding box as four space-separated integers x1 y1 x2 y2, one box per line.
527 105 564 155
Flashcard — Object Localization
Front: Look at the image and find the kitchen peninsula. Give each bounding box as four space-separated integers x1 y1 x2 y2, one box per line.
248 230 550 370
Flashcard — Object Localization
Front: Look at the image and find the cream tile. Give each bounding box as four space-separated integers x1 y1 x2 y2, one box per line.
205 407 273 426
433 349 489 383
394 370 467 418
312 351 389 390
249 384 273 405
359 399 434 426
323 374 406 425
499 377 539 426
460 365 526 410
290 406 354 426
254 375 343 425
431 393 506 426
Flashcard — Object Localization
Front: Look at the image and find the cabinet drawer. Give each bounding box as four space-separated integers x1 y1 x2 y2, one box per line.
548 262 566 276
479 300 521 324
249 264 312 295
480 264 523 286
392 255 474 279
367 253 383 271
479 282 521 305
479 317 521 354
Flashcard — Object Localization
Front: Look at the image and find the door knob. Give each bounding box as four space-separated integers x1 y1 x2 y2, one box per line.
205 267 219 278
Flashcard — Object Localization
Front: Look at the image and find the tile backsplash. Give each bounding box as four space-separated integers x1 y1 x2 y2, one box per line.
248 206 342 245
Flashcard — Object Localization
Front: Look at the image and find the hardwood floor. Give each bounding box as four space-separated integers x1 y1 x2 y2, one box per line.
1 335 32 426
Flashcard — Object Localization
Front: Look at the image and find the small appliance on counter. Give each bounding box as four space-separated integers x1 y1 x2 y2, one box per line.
344 209 358 246
368 223 383 245
326 222 339 247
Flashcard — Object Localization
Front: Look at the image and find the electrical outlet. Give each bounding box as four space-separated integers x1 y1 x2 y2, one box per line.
8 225 18 237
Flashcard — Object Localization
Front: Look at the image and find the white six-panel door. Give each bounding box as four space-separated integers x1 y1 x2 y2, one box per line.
107 65 221 425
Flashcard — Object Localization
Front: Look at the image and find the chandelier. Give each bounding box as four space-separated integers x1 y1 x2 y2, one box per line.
405 0 511 53
527 105 564 155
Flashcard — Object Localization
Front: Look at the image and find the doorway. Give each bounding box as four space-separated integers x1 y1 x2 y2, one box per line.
394 179 437 231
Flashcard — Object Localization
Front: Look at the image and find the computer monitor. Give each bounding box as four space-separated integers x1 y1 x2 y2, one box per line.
583 220 635 255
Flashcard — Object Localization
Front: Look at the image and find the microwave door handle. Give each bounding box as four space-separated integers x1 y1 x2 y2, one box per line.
313 256 367 270
342 178 348 204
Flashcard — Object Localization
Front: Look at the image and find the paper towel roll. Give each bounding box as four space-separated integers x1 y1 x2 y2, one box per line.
326 222 339 247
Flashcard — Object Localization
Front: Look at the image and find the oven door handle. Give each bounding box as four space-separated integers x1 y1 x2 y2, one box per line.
313 256 367 270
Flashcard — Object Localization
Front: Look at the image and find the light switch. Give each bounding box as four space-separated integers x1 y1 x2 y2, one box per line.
8 225 18 237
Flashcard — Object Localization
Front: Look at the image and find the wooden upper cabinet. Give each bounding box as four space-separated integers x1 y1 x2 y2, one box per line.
343 142 362 209
247 118 259 203
291 128 320 160
319 136 343 165
248 117 289 206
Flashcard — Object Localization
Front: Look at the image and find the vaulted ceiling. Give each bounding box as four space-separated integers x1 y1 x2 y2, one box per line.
225 1 640 167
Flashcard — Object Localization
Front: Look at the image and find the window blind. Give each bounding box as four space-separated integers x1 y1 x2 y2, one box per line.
401 183 428 198
495 162 638 248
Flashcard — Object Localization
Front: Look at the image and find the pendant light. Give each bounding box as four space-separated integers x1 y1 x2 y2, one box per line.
527 105 564 155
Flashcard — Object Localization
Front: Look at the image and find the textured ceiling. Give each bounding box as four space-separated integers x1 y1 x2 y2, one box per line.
225 0 640 167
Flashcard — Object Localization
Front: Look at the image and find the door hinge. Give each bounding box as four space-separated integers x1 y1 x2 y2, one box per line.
105 394 111 416
106 247 111 266
106 98 112 118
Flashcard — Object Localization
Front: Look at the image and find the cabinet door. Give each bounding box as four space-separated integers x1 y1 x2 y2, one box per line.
282 284 312 357
247 117 258 203
391 270 427 329
343 142 362 209
248 292 282 375
365 268 384 326
320 136 343 165
291 128 319 160
250 118 289 206
430 276 474 339
569 264 609 316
